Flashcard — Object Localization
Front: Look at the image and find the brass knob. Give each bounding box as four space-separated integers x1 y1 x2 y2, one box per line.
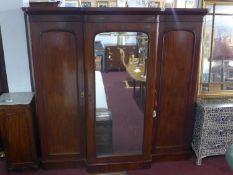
80 91 84 98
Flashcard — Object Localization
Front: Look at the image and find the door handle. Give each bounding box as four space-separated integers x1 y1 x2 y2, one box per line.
153 110 157 118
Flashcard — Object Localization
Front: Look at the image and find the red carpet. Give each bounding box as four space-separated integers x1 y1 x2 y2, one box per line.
101 71 144 155
128 156 232 175
0 156 231 174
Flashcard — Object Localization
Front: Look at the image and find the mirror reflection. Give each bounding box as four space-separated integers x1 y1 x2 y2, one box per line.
201 5 233 93
95 32 148 156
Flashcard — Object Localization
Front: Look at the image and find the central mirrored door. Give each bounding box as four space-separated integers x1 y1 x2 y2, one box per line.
94 32 149 157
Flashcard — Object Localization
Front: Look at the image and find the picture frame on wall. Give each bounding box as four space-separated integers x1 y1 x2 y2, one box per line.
117 0 125 7
81 1 92 7
64 0 79 7
184 0 195 8
163 0 196 8
97 1 109 7
164 0 174 8
148 1 160 7
109 1 117 7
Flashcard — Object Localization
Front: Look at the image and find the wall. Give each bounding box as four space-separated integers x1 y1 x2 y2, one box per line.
0 0 31 92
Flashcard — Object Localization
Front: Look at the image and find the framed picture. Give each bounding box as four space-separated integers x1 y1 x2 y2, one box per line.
185 0 195 8
148 1 160 7
117 0 125 7
109 1 117 7
164 1 174 8
81 1 92 7
65 0 79 7
97 1 108 7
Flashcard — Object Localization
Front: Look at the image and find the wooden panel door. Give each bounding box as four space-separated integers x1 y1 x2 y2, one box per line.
29 21 85 168
84 14 158 173
155 31 194 159
153 12 205 161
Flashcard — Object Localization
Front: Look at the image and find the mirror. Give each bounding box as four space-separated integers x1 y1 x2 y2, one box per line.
94 32 148 157
200 3 233 94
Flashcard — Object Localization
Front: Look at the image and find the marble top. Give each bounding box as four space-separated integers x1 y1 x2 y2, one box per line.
0 92 34 105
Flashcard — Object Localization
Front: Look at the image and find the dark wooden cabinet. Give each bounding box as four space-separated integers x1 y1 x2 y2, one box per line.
23 7 207 173
27 18 85 168
0 93 37 170
105 45 137 71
